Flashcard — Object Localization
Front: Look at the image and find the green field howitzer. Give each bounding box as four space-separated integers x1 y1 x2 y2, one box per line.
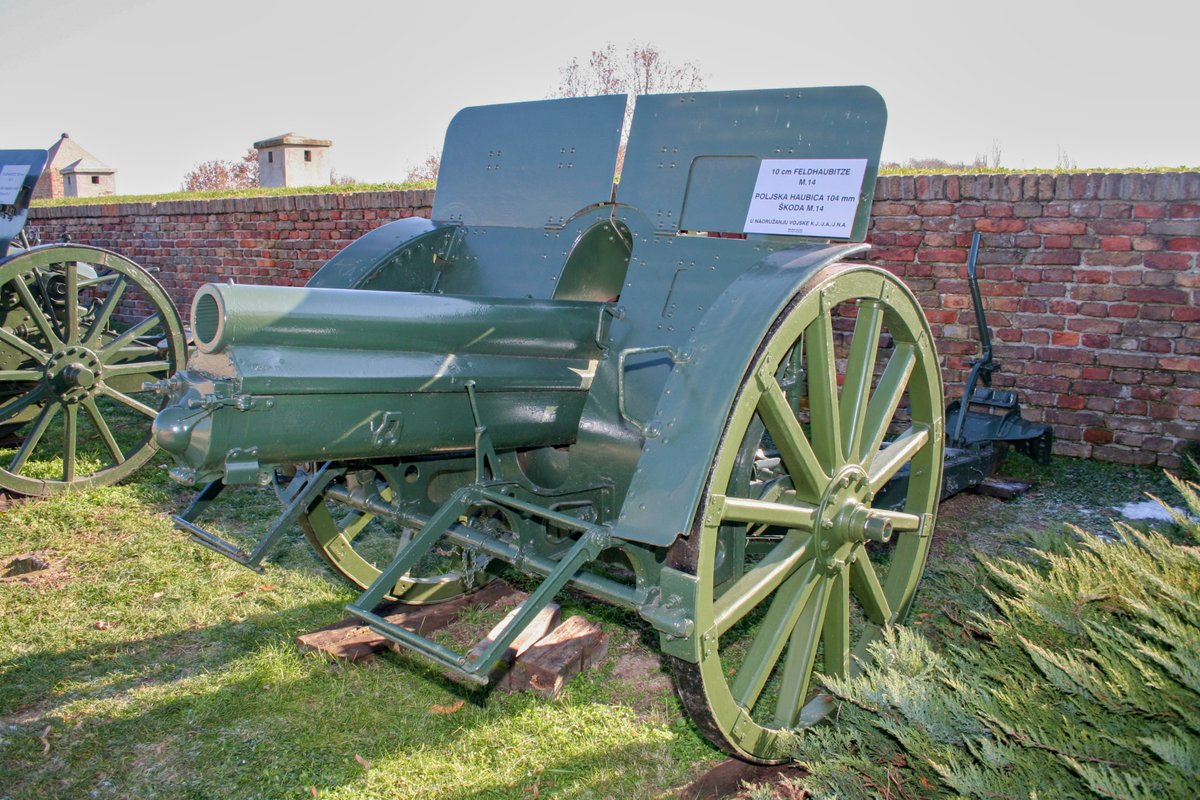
154 87 1049 762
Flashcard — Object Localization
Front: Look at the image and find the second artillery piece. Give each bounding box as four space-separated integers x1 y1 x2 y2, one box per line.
0 150 185 495
154 87 1049 762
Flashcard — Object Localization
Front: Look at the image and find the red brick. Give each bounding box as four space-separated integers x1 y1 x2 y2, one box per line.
975 218 1026 233
1032 220 1087 235
1074 270 1112 284
1160 357 1200 372
1167 237 1200 251
1145 253 1193 270
1036 346 1094 365
1169 203 1200 219
918 248 968 263
1134 203 1167 219
1093 220 1146 235
1099 352 1158 369
915 202 954 216
1126 288 1188 304
1100 236 1131 251
1030 251 1081 266
1083 427 1114 444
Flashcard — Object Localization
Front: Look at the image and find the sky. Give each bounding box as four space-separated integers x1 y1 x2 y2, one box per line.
2 0 1195 195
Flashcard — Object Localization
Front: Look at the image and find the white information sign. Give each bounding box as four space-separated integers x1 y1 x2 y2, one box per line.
0 164 31 205
743 158 868 238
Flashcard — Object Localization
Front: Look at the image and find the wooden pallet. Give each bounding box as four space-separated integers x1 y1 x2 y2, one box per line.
296 580 608 696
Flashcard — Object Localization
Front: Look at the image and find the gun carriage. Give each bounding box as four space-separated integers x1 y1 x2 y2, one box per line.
0 151 185 495
155 87 1049 762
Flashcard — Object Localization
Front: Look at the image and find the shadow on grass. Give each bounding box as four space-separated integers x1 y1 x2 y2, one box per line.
2 590 698 799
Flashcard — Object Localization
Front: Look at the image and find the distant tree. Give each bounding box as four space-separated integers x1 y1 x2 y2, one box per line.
403 151 441 184
181 149 259 191
552 42 707 172
553 42 707 99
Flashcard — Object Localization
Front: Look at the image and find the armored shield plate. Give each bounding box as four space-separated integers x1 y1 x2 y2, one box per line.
0 149 49 256
617 87 886 241
433 95 626 229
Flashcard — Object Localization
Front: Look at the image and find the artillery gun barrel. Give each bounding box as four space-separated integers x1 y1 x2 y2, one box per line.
154 284 607 485
190 284 602 358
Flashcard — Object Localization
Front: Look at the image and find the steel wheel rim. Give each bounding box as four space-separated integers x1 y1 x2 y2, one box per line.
669 264 944 763
297 463 489 605
0 245 185 496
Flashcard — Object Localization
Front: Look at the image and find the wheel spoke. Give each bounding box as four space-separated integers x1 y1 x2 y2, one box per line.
859 343 916 465
805 308 841 472
97 385 158 418
0 385 49 422
64 263 80 345
11 276 62 349
0 325 50 365
719 493 817 530
82 397 125 464
83 274 128 345
340 509 375 544
772 574 832 728
0 370 42 382
62 404 78 482
98 313 163 360
868 424 931 494
838 301 883 462
730 560 820 710
849 547 893 626
8 402 59 473
756 371 827 500
103 360 172 379
713 527 814 635
822 567 851 678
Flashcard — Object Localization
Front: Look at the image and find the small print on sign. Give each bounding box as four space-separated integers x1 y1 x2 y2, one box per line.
0 164 30 205
743 158 868 238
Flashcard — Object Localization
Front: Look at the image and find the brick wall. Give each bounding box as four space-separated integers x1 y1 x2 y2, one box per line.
869 173 1199 470
26 173 1200 470
27 191 435 321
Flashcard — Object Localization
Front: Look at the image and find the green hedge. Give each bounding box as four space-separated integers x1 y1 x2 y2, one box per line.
788 474 1200 799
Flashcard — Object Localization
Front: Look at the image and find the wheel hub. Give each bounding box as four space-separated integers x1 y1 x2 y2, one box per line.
814 465 892 571
44 345 104 403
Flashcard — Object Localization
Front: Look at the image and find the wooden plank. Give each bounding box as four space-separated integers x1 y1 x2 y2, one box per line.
468 601 561 668
500 615 608 698
973 476 1035 500
296 579 522 662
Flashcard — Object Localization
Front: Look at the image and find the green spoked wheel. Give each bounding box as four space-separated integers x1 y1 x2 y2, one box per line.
0 245 185 496
668 264 945 763
297 463 494 605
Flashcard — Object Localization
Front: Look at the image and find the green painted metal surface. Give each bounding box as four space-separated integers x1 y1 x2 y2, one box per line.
433 94 626 228
0 149 48 256
153 86 982 762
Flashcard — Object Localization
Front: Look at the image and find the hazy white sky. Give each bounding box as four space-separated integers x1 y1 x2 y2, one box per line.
2 0 1195 195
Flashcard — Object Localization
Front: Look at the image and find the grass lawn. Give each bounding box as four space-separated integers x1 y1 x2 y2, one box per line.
0 454 1178 799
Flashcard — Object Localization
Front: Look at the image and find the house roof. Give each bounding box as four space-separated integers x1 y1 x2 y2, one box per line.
253 132 332 149
61 156 115 175
45 133 113 174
